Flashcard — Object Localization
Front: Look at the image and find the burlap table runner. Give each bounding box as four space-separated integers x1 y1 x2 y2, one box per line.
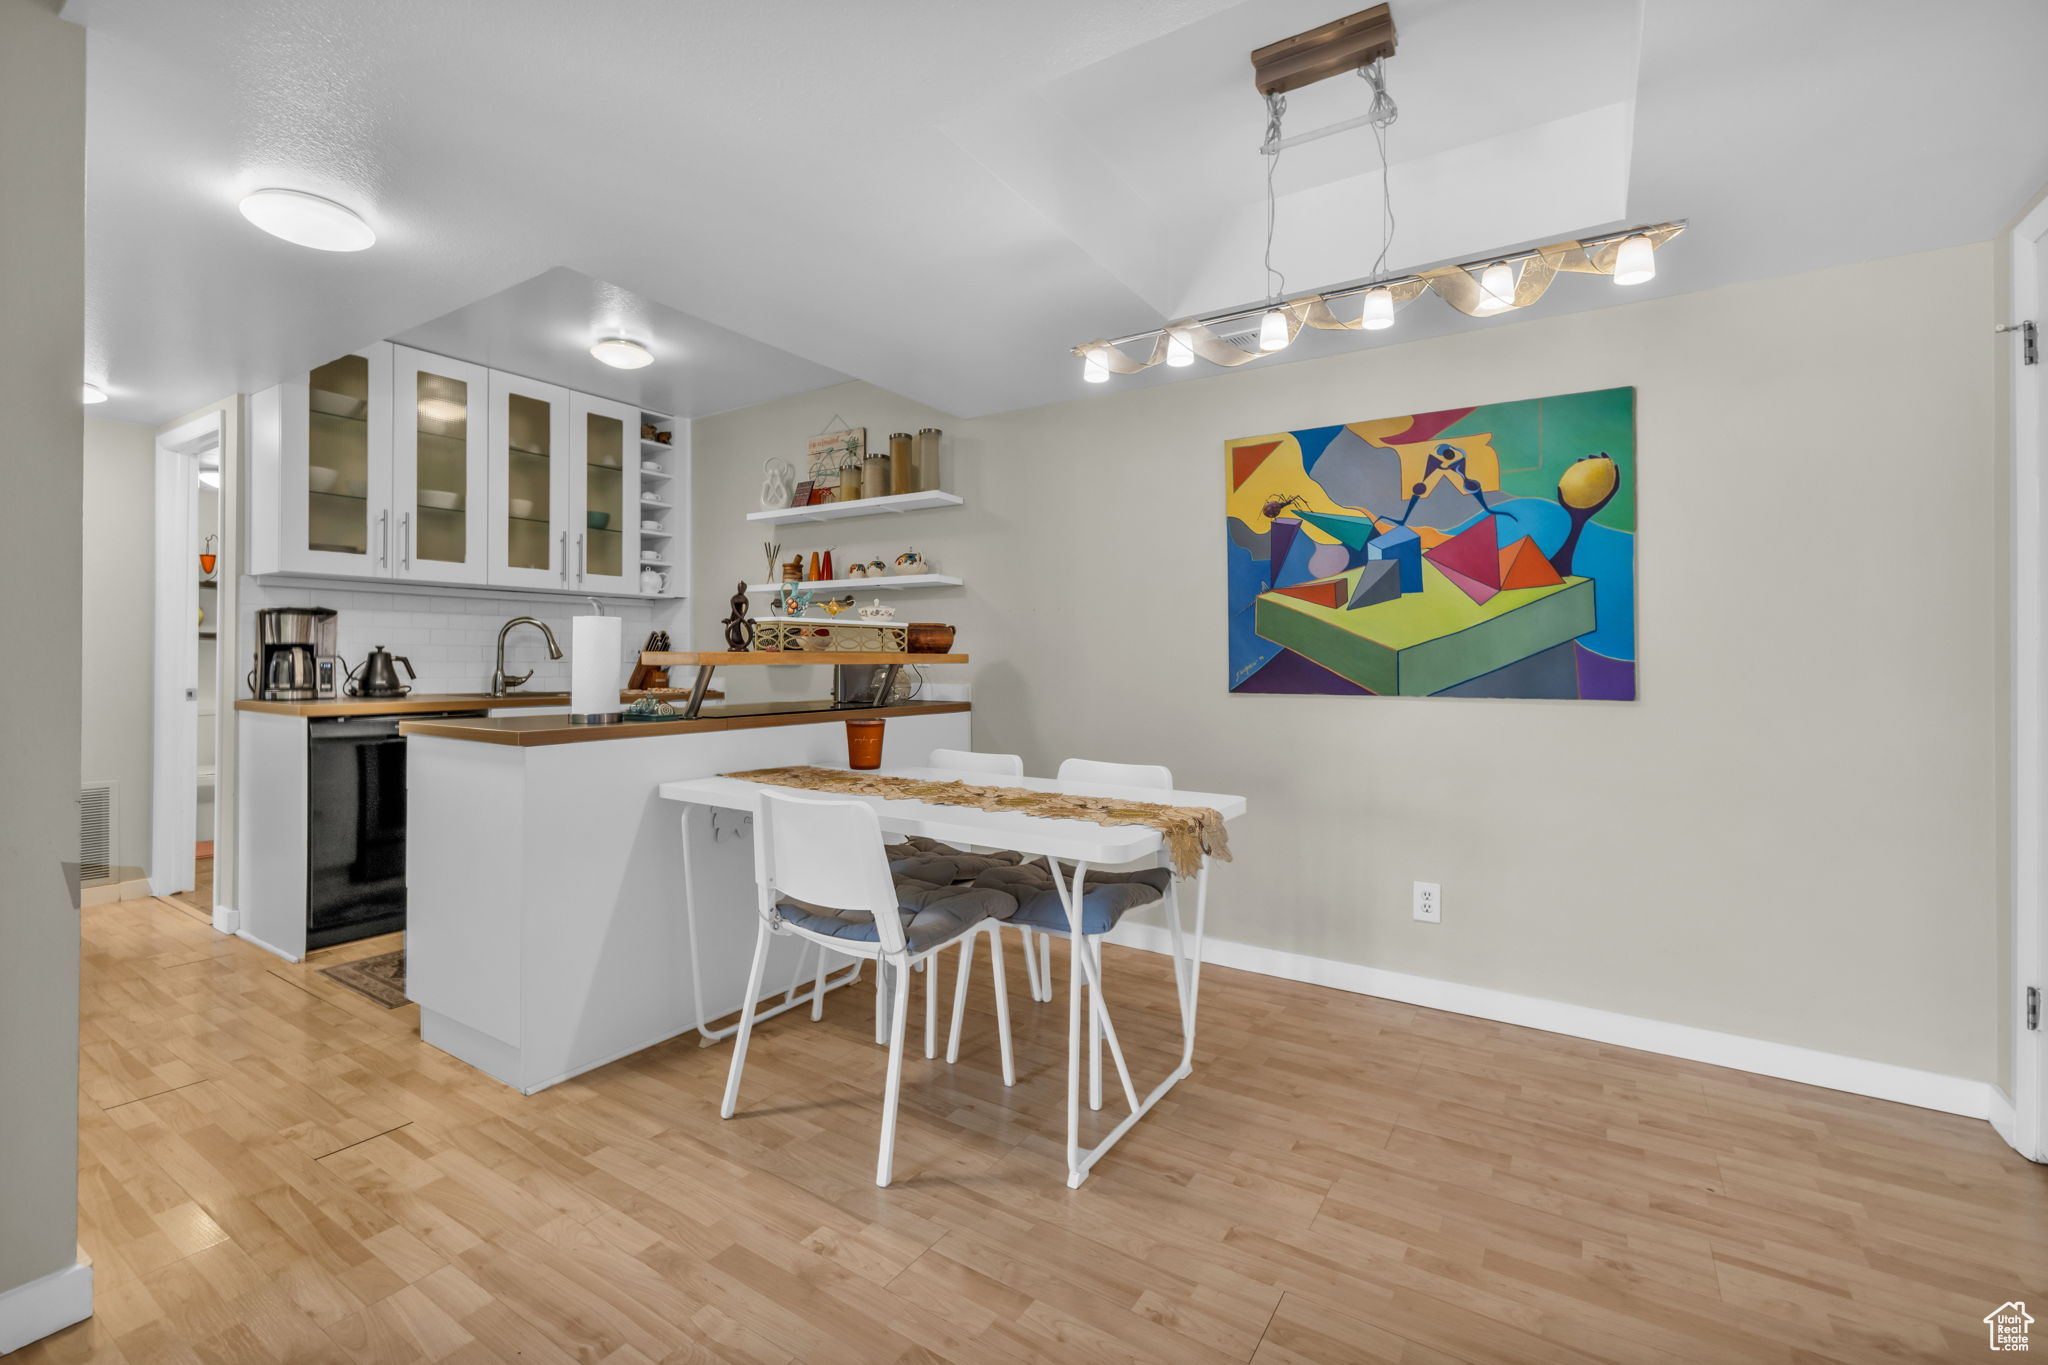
720 766 1231 878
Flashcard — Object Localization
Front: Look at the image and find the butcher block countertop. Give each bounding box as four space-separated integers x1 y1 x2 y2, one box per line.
235 692 579 718
399 700 971 747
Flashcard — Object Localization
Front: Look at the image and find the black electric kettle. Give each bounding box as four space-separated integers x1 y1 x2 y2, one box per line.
346 646 415 697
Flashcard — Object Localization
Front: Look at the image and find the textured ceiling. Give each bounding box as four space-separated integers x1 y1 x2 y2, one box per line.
66 0 2048 426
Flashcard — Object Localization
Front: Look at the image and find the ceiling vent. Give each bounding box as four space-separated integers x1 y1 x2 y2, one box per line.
79 781 117 885
1218 328 1265 353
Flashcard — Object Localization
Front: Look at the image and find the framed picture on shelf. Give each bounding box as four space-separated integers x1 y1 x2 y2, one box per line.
807 428 865 500
806 484 832 505
789 479 814 508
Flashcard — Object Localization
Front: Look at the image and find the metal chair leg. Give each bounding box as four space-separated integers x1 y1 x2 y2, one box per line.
945 929 976 1063
876 953 913 1187
1088 935 1104 1111
721 919 774 1119
988 924 1015 1086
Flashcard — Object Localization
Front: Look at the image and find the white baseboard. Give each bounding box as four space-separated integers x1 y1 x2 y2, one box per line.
0 1260 92 1355
80 877 152 907
212 902 240 935
1989 1086 2022 1150
235 928 302 963
1107 922 1993 1120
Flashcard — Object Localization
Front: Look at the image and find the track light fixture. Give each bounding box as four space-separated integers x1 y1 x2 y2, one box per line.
1066 4 1684 382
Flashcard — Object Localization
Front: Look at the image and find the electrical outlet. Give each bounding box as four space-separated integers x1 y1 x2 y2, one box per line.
1413 881 1441 923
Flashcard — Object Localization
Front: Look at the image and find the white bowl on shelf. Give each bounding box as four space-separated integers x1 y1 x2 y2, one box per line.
308 466 339 493
510 497 535 519
418 489 461 510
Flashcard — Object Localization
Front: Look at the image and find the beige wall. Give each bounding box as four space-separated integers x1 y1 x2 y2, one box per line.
695 241 2003 1083
81 417 157 878
0 0 85 1302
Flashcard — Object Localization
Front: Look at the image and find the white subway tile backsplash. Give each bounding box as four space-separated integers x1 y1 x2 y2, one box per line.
238 577 686 698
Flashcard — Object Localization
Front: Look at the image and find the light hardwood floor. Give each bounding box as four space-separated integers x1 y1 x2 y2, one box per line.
19 894 2046 1363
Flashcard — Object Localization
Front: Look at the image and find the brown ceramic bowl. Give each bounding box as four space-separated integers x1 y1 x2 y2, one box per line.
907 623 956 653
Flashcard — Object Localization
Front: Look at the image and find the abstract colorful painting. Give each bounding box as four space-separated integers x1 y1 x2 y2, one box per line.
1226 387 1636 699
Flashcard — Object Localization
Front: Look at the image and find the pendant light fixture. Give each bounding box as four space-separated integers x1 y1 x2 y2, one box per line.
1612 232 1656 286
1472 261 1517 315
1066 3 1685 382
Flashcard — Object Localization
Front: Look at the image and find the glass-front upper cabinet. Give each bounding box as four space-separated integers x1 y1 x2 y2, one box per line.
569 394 642 595
248 343 394 579
392 347 490 585
486 372 571 590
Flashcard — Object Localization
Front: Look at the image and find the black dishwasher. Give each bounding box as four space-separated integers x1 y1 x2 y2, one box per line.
305 711 482 950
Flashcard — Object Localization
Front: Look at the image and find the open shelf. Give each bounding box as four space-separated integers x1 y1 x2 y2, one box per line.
746 573 960 593
747 489 962 526
642 649 967 667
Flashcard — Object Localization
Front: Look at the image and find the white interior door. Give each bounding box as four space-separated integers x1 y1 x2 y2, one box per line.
151 414 219 896
2010 194 2048 1163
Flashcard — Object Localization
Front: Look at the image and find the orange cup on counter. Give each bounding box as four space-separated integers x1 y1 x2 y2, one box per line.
845 718 885 770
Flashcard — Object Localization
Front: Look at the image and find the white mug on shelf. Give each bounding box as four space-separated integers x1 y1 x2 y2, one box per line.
640 549 661 562
641 519 662 532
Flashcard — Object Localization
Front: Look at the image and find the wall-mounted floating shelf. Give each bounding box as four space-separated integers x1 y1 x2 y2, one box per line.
746 489 963 526
746 573 960 593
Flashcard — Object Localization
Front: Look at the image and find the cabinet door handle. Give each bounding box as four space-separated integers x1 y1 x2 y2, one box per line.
559 530 568 585
576 532 585 584
378 510 389 568
400 512 412 571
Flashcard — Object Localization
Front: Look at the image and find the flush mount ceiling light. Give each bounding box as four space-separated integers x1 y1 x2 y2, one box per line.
589 337 653 370
82 383 107 405
238 188 376 252
1068 3 1685 382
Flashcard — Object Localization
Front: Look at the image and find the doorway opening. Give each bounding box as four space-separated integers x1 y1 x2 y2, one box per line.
151 410 229 919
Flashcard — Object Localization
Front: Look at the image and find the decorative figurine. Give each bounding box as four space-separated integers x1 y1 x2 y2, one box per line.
774 583 816 618
781 554 805 583
721 582 755 651
890 548 929 576
865 558 888 577
847 561 869 578
821 595 858 616
857 599 897 621
760 459 795 511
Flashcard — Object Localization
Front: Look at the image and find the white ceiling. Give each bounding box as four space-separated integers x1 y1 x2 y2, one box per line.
66 0 2048 427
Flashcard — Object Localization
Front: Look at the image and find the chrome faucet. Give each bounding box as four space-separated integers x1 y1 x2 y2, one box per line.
490 616 563 696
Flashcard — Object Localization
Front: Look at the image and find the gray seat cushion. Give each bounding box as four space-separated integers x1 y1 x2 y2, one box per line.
971 864 1170 936
773 877 1017 953
885 834 1026 885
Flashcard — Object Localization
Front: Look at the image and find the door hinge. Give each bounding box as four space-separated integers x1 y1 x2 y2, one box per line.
2030 985 2041 1031
1998 319 2038 365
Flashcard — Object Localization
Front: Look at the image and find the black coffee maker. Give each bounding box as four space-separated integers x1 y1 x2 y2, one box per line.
250 607 339 700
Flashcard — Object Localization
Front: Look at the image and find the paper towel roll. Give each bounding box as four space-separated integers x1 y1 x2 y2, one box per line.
570 615 623 715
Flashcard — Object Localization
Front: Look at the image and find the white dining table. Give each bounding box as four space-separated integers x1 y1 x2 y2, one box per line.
658 765 1248 1187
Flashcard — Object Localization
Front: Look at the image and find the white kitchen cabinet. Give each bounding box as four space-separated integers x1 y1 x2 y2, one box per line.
252 344 680 598
392 346 492 586
486 372 572 591
248 343 396 579
569 393 641 596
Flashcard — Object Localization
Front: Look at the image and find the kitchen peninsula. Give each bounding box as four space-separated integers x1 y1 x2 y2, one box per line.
400 688 971 1093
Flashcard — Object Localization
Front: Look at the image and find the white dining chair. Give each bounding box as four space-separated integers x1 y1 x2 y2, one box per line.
722 788 1016 1187
925 747 1058 1005
946 757 1177 1112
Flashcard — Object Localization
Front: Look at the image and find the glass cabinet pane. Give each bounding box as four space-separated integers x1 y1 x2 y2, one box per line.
585 411 624 579
505 392 552 571
308 355 370 558
414 371 469 564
